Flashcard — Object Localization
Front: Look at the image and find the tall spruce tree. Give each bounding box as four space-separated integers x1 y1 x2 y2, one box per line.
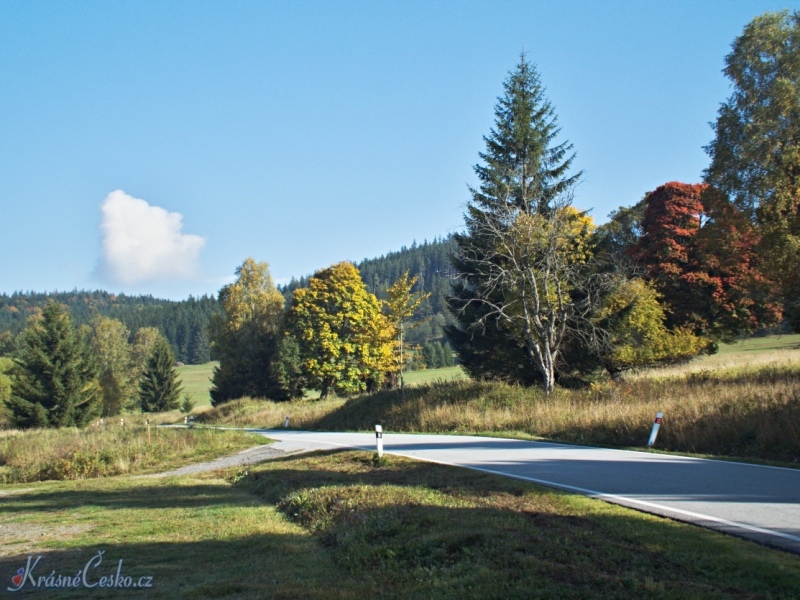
6 302 101 428
139 337 183 413
187 325 211 365
446 55 581 384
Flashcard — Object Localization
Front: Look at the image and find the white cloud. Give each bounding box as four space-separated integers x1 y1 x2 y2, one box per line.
96 190 206 285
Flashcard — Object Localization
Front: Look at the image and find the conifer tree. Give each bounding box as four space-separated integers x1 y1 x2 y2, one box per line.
446 54 582 386
139 337 182 413
6 302 101 428
187 325 211 365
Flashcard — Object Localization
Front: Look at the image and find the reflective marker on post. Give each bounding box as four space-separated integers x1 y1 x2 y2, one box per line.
647 412 663 447
375 424 383 458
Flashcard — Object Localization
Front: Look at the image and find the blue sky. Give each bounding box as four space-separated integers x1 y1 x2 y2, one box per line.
1 0 797 300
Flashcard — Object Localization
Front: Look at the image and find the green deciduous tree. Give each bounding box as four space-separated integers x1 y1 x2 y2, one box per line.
131 327 163 375
5 303 101 428
704 10 800 329
88 316 135 416
593 198 647 258
139 337 182 412
0 356 13 408
209 258 293 404
287 262 395 399
704 10 800 215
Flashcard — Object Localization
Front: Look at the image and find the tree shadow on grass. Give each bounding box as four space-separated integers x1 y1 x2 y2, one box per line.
0 534 361 599
1 493 797 599
0 481 250 515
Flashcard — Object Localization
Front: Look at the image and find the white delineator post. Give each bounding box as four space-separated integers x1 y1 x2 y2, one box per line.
647 412 664 447
375 424 383 457
284 416 290 428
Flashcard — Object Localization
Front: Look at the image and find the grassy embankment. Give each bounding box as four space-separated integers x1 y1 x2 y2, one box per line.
2 450 799 599
0 422 266 483
194 335 800 464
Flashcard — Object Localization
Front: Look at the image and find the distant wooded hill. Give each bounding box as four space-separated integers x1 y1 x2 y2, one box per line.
0 236 458 361
0 291 219 364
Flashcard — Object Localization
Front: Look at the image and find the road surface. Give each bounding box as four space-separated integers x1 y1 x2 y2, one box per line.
256 429 800 554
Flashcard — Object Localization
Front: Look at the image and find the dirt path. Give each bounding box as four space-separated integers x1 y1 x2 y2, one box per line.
144 443 300 478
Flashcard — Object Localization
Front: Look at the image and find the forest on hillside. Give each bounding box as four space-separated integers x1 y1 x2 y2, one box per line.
0 237 458 364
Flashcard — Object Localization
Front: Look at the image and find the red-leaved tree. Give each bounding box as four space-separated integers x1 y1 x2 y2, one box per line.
632 182 781 341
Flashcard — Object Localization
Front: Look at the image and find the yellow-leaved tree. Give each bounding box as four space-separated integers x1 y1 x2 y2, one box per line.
595 278 709 379
287 262 395 399
384 271 430 390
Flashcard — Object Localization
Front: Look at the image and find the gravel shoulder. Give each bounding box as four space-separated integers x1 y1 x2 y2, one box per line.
144 443 296 478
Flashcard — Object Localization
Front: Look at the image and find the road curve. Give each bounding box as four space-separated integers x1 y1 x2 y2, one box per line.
256 429 800 554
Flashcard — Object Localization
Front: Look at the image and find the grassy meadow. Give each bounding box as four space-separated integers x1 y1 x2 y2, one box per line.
2 450 799 599
176 363 468 409
176 362 218 407
193 335 800 465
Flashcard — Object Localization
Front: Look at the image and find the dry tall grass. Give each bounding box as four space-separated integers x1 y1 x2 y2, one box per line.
0 423 265 483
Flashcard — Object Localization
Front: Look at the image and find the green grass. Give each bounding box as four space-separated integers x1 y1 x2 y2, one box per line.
401 365 467 386
1 449 798 599
176 363 467 406
715 333 800 355
176 362 218 407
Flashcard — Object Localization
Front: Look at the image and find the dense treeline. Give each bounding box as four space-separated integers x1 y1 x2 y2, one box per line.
0 291 217 364
358 237 457 346
0 240 458 370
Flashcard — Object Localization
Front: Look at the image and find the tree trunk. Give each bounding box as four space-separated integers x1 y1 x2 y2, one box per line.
319 378 331 401
526 340 556 394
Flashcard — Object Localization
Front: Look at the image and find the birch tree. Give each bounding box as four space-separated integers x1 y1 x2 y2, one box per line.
460 193 607 392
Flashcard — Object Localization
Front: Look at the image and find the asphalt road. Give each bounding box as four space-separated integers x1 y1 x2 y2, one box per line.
257 429 800 554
